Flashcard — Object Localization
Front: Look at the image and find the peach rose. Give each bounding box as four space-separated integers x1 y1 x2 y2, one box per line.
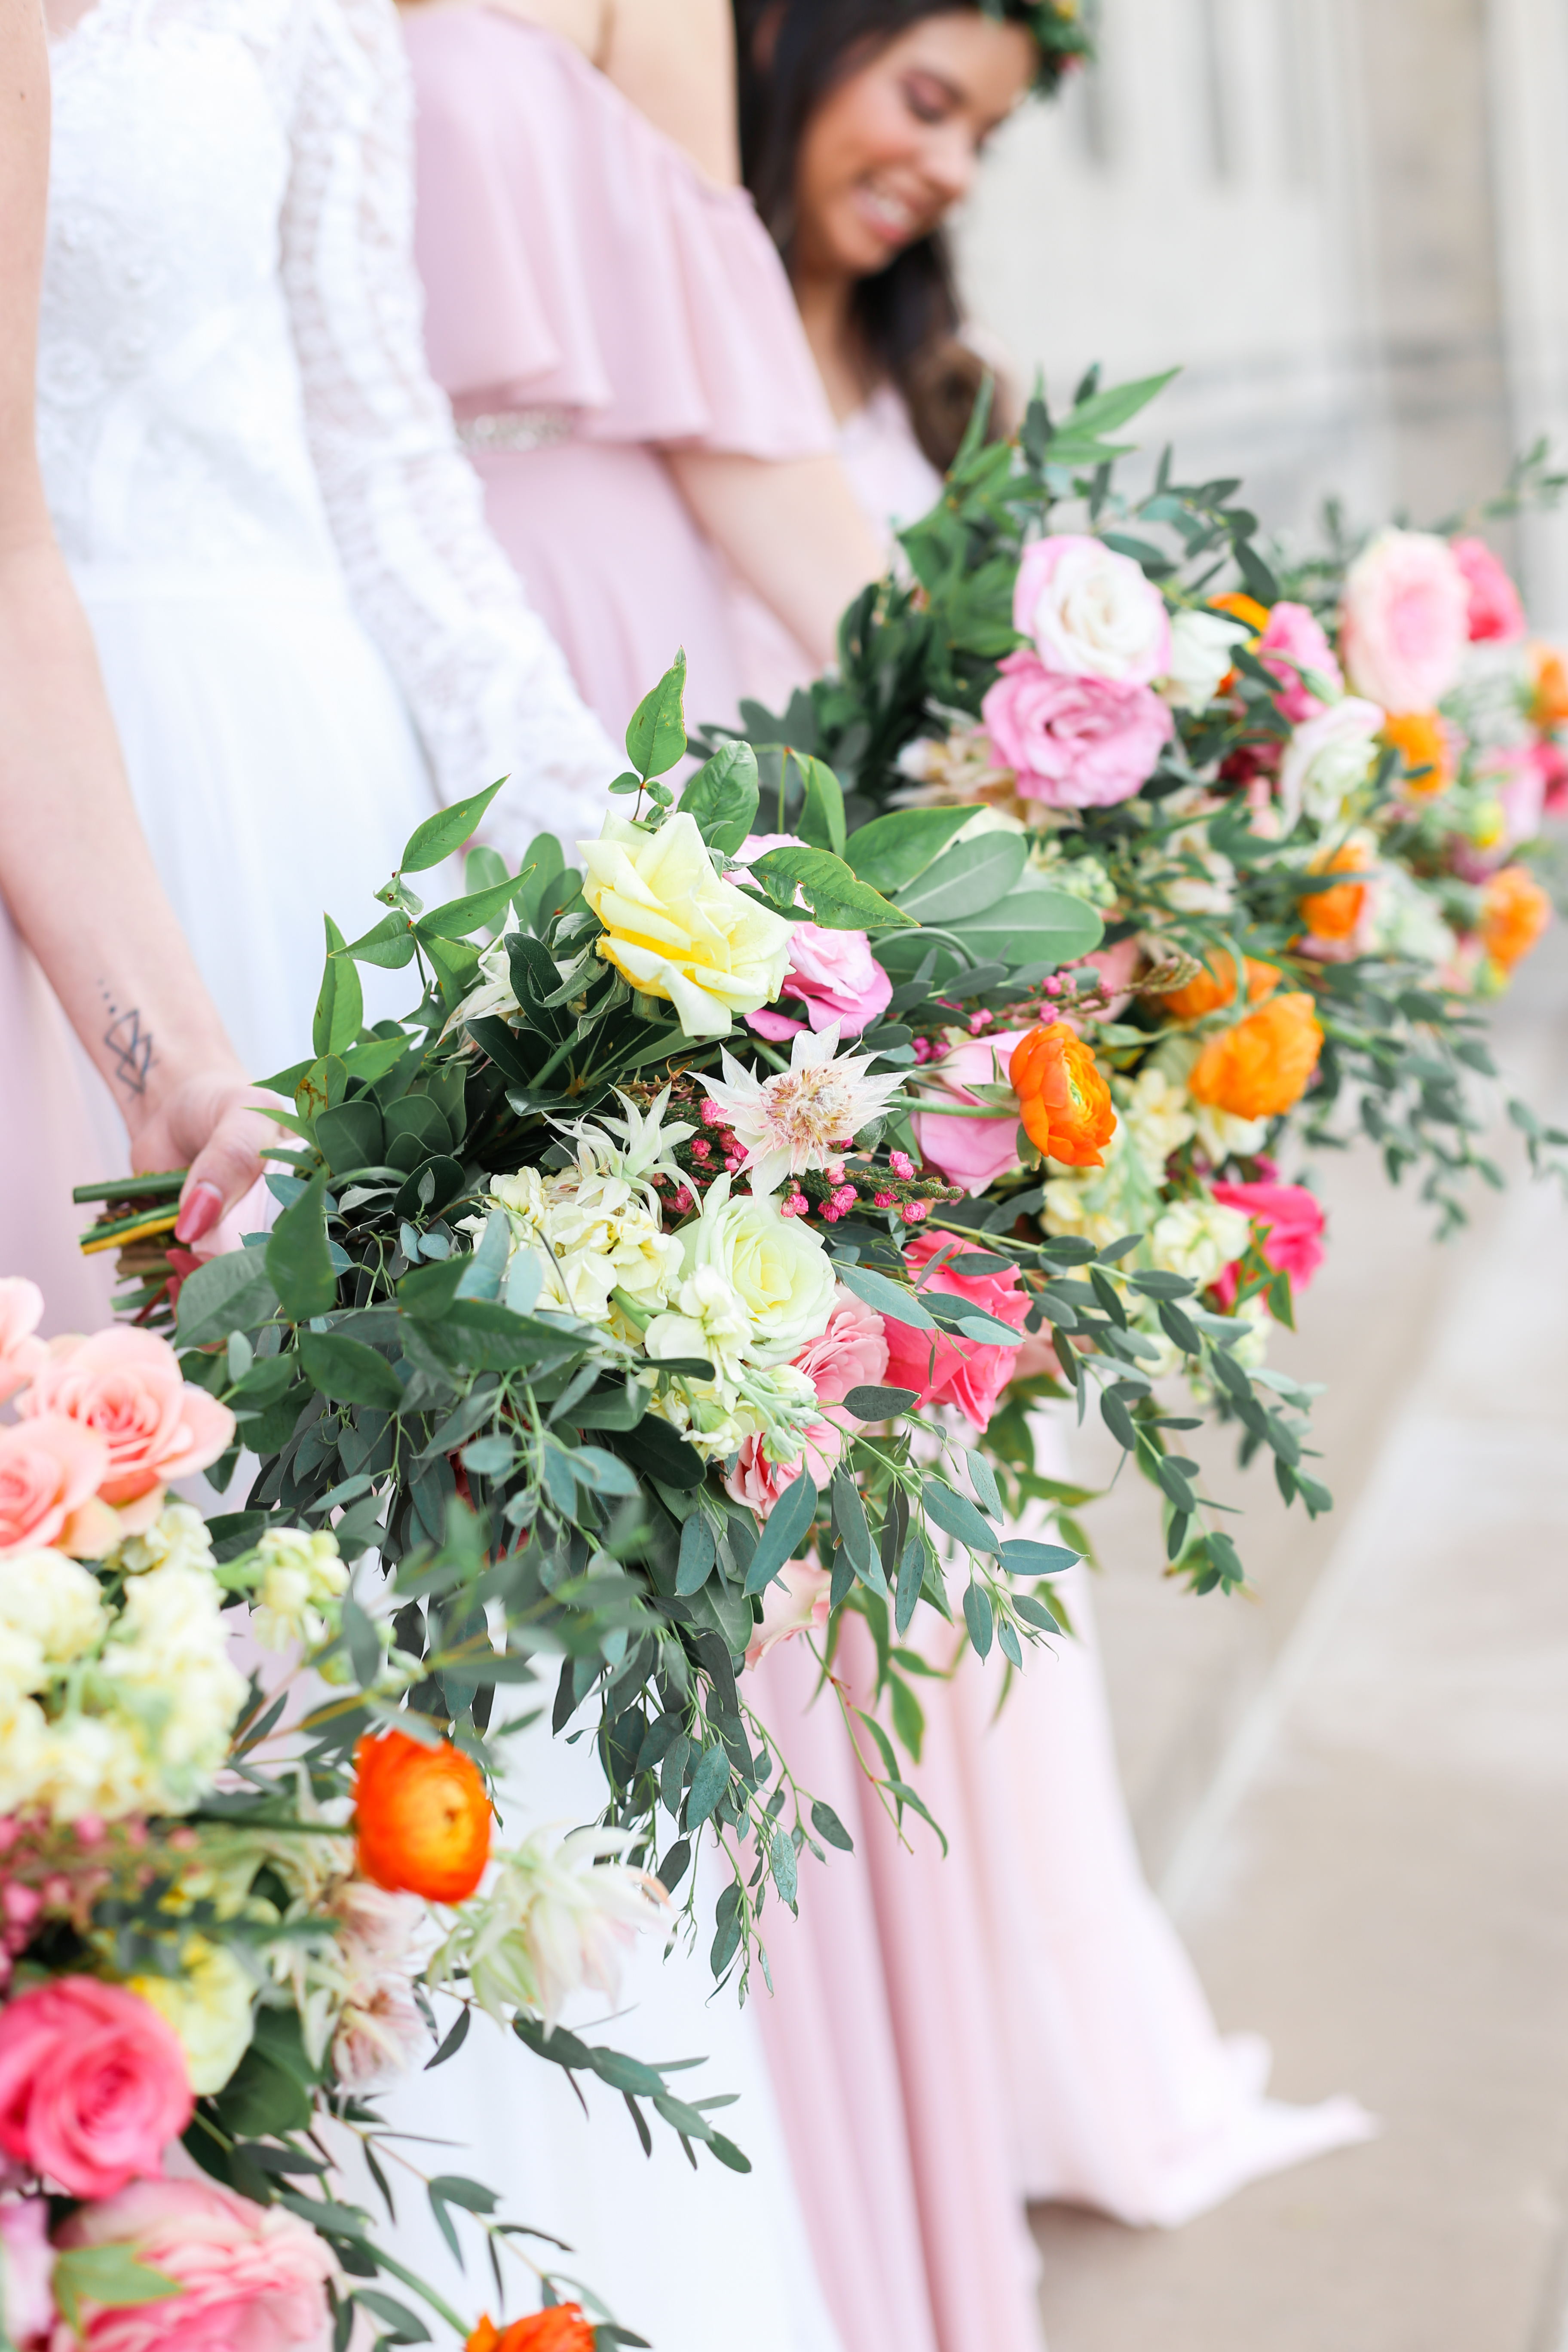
18 1331 234 1513
49 2175 335 2352
0 1979 192 2199
0 1280 48 1404
1339 528 1469 714
0 1417 113 1559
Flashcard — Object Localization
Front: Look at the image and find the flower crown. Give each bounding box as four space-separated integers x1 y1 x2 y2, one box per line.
978 0 1095 93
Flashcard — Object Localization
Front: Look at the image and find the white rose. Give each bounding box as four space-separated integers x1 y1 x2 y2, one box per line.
1018 535 1172 683
1160 609 1248 712
1278 697 1384 830
1148 1197 1252 1287
677 1178 837 1366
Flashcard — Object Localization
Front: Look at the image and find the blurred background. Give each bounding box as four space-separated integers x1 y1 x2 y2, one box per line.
946 9 1568 2345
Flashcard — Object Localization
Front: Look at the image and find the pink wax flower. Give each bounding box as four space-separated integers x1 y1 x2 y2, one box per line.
744 1564 833 1671
49 2175 336 2352
725 1287 888 1524
0 2197 55 2346
1210 1181 1326 1308
982 652 1173 809
909 1030 1031 1197
1450 535 1526 644
0 1417 113 1559
778 923 892 1037
1013 534 1172 683
1256 601 1344 723
881 1233 1029 1433
0 1282 48 1405
1338 527 1470 714
0 1978 193 2199
18 1329 234 1515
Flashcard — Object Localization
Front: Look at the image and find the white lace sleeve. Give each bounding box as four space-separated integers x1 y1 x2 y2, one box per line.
277 0 619 860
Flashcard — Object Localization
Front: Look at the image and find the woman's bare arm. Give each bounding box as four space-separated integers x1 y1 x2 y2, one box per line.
0 0 272 1238
668 449 883 671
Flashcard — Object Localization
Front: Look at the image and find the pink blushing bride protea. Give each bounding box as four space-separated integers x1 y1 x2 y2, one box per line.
701 1025 902 1199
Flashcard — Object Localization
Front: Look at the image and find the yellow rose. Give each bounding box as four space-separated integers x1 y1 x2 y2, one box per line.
130 1936 255 2094
577 813 795 1039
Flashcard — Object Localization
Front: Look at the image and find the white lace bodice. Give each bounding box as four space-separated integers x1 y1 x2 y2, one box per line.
39 0 619 849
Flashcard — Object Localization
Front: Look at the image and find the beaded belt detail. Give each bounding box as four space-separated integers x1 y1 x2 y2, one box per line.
456 407 574 453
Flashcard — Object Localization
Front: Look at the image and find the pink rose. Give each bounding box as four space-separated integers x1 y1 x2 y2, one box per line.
1487 745 1547 852
18 1331 234 1513
744 1564 832 1671
982 652 1172 809
1014 535 1172 683
1256 602 1343 723
49 2176 335 2352
881 1233 1029 1433
1339 528 1470 713
0 1417 113 1559
778 923 892 1038
1210 1181 1326 1308
725 1288 888 1523
0 1979 192 2198
0 2198 55 2346
910 1030 1031 1196
1450 535 1525 644
0 1282 48 1405
1531 735 1568 816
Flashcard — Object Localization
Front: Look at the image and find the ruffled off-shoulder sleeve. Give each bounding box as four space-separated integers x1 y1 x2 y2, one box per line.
405 7 836 458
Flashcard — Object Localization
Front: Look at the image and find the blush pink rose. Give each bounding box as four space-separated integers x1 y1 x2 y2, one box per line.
1256 602 1344 723
1339 528 1470 714
910 1030 1030 1196
881 1232 1029 1433
744 1564 833 1671
725 1288 888 1523
778 923 892 1037
18 1330 234 1512
0 1417 113 1559
1210 1181 1326 1308
0 1979 193 2198
982 652 1172 809
0 2197 55 2346
0 1281 48 1405
1014 534 1172 683
1450 535 1525 644
49 2176 336 2352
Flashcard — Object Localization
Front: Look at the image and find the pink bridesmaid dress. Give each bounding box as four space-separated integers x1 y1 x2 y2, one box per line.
405 6 837 742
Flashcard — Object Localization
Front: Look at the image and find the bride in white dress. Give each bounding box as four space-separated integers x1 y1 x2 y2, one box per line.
35 4 845 2345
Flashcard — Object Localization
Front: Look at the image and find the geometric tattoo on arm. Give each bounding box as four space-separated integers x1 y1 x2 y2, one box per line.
100 996 155 1097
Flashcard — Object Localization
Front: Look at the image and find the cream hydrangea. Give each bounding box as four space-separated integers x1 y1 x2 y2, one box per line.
578 812 796 1038
1151 1035 1270 1164
487 1090 692 1337
0 1549 107 1667
129 1935 255 2094
96 1562 247 1811
1147 1196 1252 1286
105 1501 216 1578
1115 1066 1197 1183
248 1526 349 1654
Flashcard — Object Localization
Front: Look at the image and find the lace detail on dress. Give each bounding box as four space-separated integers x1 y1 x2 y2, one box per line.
279 0 617 849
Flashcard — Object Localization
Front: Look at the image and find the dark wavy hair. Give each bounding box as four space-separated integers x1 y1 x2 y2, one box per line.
734 0 1086 472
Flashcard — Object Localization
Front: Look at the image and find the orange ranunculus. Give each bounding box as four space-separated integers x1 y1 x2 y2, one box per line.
1188 992 1324 1121
1161 955 1280 1024
1297 842 1370 942
1481 863 1552 971
467 2307 595 2352
1381 710 1451 795
1010 1021 1117 1168
353 1728 492 1904
1528 642 1568 729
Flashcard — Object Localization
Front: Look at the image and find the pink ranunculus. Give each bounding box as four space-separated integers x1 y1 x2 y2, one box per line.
744 1564 833 1672
0 1282 48 1406
1450 535 1526 644
1256 601 1344 723
49 2175 335 2352
0 2197 55 2346
881 1232 1029 1433
982 652 1172 810
1338 527 1470 714
779 923 892 1037
1210 1181 1326 1309
1013 534 1172 683
910 1030 1031 1196
726 1287 889 1524
17 1330 234 1511
0 1417 113 1559
0 1979 192 2199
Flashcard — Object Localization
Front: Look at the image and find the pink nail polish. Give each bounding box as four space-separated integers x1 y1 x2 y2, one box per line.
174 1181 224 1244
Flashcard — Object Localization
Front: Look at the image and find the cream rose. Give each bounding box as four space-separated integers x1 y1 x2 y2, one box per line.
1159 608 1248 712
578 812 796 1039
677 1176 837 1366
1278 696 1385 831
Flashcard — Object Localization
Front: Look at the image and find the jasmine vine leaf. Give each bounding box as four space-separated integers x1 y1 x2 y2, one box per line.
679 741 759 852
312 914 362 1059
750 846 914 931
626 650 688 779
400 779 505 874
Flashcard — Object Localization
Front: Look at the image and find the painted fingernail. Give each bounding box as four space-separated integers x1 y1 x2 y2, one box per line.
174 1181 224 1244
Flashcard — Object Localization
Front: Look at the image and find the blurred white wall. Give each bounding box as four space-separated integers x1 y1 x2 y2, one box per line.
956 0 1568 626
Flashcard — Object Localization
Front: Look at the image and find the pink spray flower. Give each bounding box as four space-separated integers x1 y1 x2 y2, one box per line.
0 1978 192 2199
49 2175 336 2352
1256 601 1344 723
1338 528 1470 714
18 1329 234 1518
1449 535 1526 644
1210 1180 1326 1308
982 652 1173 809
881 1232 1029 1433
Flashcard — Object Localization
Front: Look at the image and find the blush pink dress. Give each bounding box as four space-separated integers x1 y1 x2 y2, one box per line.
406 6 837 742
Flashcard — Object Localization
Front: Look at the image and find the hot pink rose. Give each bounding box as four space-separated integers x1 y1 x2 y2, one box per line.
725 1288 888 1522
910 1031 1030 1196
1013 534 1172 683
1531 735 1568 816
1450 535 1525 644
1339 528 1470 714
881 1232 1029 1433
982 652 1172 809
49 2176 335 2352
0 1281 48 1405
0 1417 113 1559
1256 602 1343 723
18 1330 234 1512
1210 1181 1326 1308
0 1979 192 2198
0 2198 55 2346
